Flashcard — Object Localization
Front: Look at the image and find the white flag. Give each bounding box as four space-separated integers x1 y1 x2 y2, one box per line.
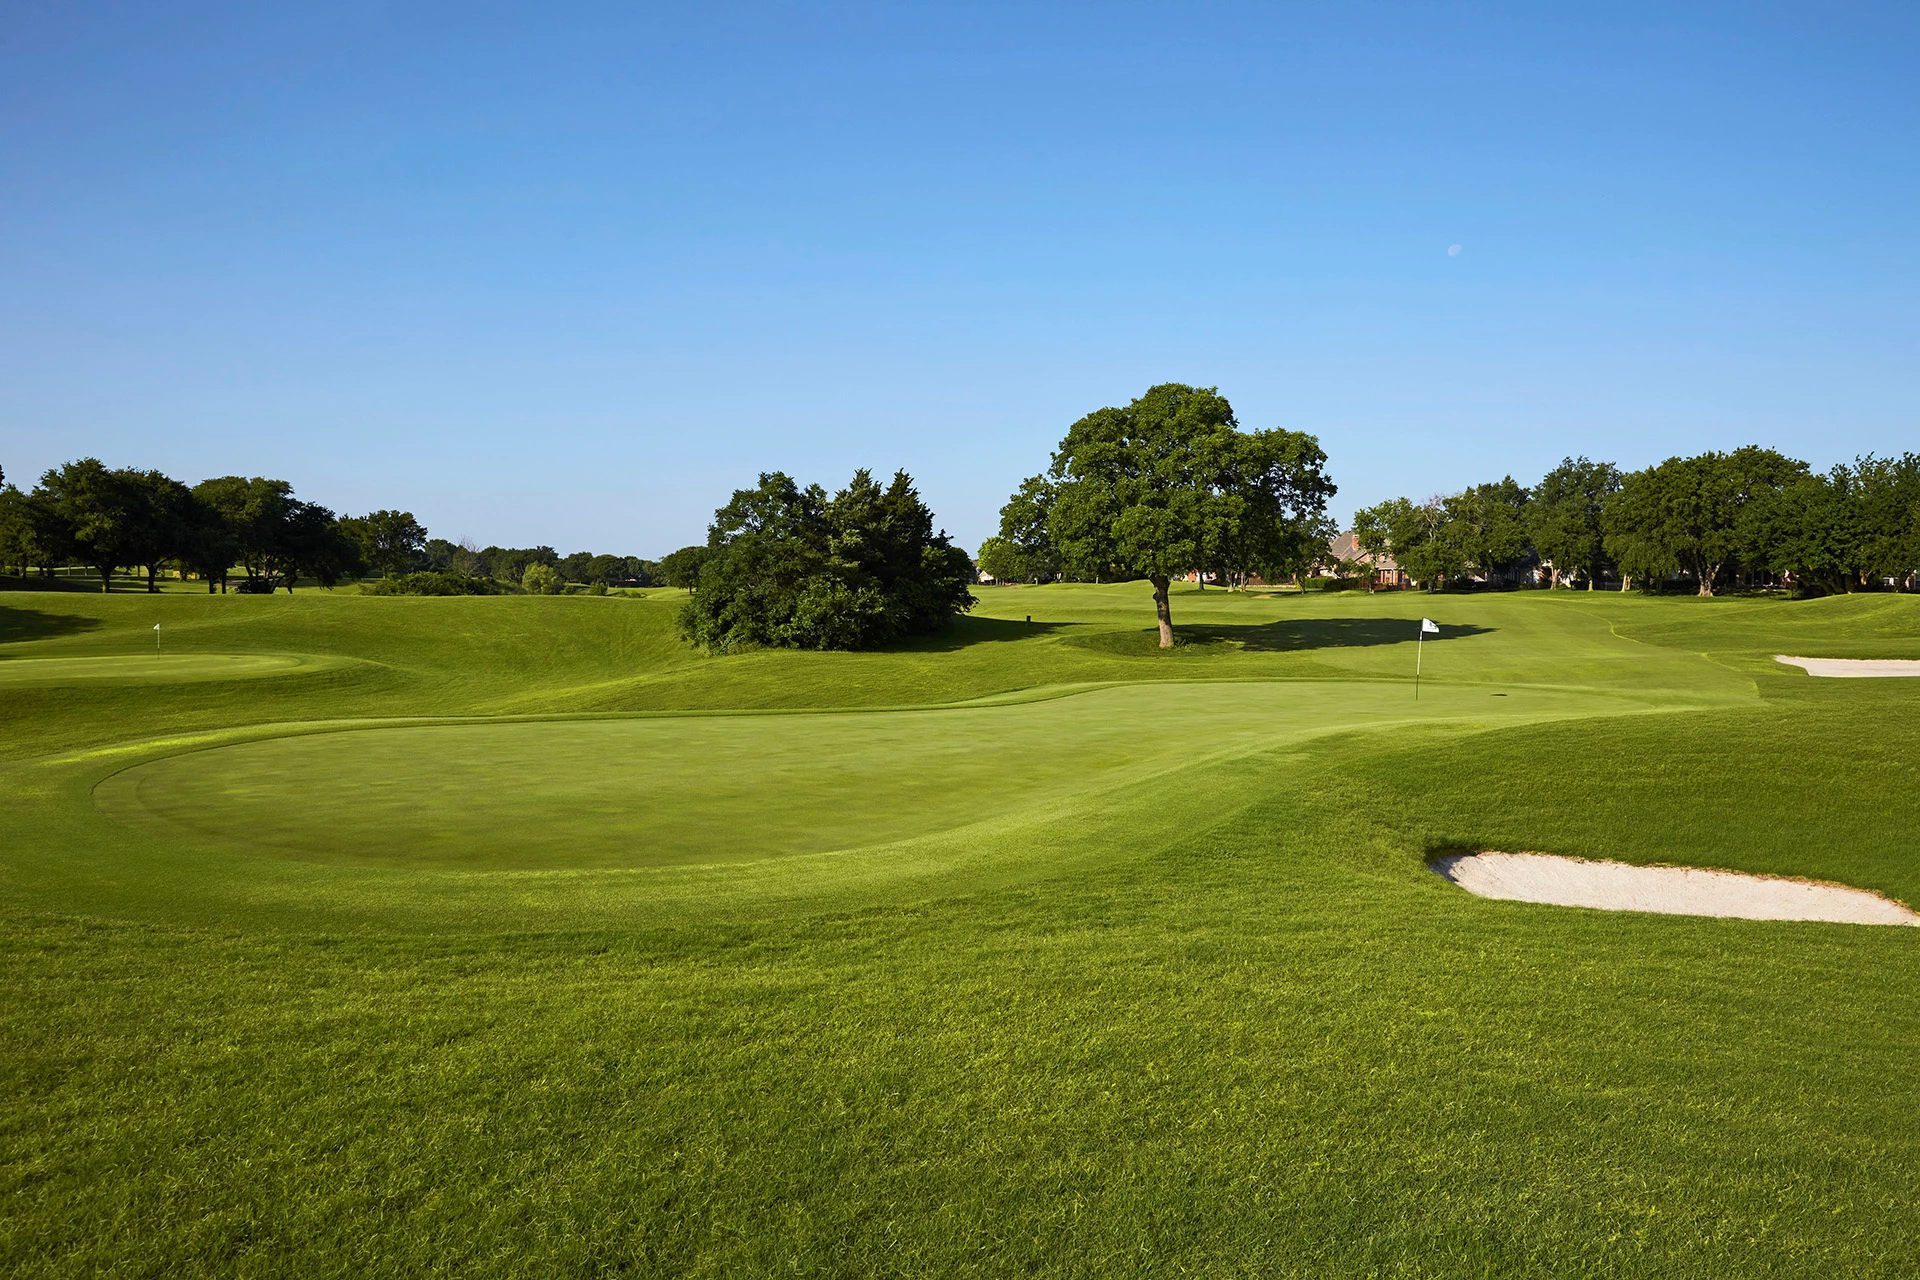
1421 618 1439 634
153 623 161 631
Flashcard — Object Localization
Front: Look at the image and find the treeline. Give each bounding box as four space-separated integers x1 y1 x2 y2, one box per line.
0 459 657 593
415 542 659 591
1353 450 1920 595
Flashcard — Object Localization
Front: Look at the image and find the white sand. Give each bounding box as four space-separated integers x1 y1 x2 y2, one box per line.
1433 851 1919 926
1775 655 1920 677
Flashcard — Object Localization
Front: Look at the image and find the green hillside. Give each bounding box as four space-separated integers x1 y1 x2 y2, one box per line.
2 584 1918 1276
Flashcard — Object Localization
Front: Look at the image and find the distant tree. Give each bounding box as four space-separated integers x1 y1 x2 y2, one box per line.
1449 477 1532 586
278 503 364 589
0 484 60 577
351 510 429 578
1850 454 1920 589
36 459 137 591
1746 471 1856 594
681 469 974 651
582 553 626 585
1261 512 1337 594
975 535 1031 584
557 551 595 584
1598 477 1674 592
119 469 196 592
1043 384 1334 645
422 538 460 573
176 490 241 592
1757 454 1920 593
1351 499 1404 591
1224 431 1338 591
1383 497 1469 590
194 476 296 589
1529 458 1621 588
476 545 555 583
991 476 1060 582
1603 448 1806 595
658 545 710 591
521 562 564 594
191 475 361 591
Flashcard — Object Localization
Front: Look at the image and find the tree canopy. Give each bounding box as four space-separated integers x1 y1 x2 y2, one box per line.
1036 383 1334 645
680 469 975 652
1529 458 1621 588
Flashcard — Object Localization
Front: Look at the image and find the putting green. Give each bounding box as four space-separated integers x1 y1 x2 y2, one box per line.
0 651 342 687
94 680 1654 872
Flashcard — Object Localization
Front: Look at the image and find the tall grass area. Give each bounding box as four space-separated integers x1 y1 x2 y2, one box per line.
2 584 1917 1276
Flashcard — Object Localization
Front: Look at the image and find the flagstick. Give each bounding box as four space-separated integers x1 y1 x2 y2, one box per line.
1415 628 1422 700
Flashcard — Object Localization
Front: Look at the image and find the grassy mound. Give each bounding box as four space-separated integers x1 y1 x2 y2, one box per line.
3 584 1919 1276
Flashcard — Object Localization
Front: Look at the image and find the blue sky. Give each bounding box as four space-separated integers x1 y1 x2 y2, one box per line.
3 2 1916 555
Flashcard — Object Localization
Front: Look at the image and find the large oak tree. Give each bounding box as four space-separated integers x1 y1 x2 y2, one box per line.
1043 384 1335 647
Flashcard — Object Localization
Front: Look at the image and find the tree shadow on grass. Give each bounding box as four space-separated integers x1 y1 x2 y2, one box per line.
0 605 107 646
1193 618 1494 651
895 613 1068 653
1072 617 1495 655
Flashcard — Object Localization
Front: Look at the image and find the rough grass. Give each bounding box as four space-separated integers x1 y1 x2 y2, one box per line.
1 583 1918 1277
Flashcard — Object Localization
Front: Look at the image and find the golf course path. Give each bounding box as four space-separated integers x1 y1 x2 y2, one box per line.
1775 655 1920 677
1434 851 1920 926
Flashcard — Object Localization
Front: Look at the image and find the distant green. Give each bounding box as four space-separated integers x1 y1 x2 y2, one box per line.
2 583 1918 1277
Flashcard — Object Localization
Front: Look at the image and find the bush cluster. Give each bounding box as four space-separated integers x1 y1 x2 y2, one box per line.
361 572 502 597
679 469 975 652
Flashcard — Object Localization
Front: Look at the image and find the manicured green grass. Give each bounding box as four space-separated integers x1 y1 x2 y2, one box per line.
2 584 1917 1276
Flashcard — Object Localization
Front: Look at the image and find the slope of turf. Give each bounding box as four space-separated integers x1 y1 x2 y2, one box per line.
0 652 351 686
2 584 1918 1277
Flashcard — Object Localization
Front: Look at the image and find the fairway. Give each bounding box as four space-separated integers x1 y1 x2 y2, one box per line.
4 584 1919 1277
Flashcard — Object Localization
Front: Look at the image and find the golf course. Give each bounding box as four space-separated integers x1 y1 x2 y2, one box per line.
3 582 1919 1276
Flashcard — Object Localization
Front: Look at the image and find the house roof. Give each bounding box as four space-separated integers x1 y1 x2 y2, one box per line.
1326 530 1397 572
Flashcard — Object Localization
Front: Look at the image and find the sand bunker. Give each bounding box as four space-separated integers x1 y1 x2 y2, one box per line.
1776 655 1920 678
1434 851 1919 926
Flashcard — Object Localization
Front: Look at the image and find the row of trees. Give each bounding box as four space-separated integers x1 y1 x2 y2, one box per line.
417 541 660 588
1353 449 1920 595
0 458 663 593
978 383 1336 645
0 460 369 592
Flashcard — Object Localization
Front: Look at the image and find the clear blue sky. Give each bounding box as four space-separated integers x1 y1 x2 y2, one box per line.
3 2 1916 556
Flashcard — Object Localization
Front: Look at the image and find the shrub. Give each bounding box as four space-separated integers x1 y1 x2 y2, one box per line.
520 563 563 595
362 572 501 596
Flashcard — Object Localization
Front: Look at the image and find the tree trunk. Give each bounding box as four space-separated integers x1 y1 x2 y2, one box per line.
1150 575 1174 648
1621 575 1631 592
146 563 160 593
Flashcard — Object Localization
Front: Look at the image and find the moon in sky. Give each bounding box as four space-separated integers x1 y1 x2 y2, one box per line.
1447 244 1462 256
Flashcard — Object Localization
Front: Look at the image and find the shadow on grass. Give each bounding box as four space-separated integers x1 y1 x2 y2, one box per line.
1069 618 1495 656
0 604 107 646
0 575 107 595
896 613 1068 652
